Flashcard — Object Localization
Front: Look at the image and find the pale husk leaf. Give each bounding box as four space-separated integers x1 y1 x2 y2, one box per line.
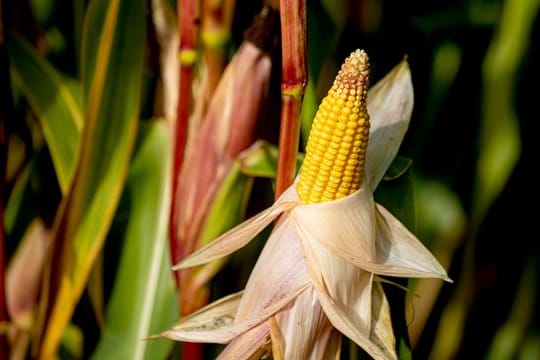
217 323 271 360
298 239 396 359
298 188 450 281
311 285 388 360
371 282 398 359
173 185 298 269
292 187 377 263
159 291 243 343
273 286 340 359
365 59 414 191
163 215 311 343
323 328 343 360
269 316 285 360
298 229 374 331
298 229 387 359
235 215 311 322
374 204 451 281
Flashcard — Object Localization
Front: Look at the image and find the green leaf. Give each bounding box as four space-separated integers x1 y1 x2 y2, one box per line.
239 140 303 179
37 0 146 356
320 0 347 28
302 0 342 146
198 162 254 247
413 175 466 250
190 153 257 289
7 35 83 193
486 258 537 360
300 79 319 148
375 164 416 232
383 156 413 181
397 337 413 360
29 0 54 24
59 324 84 360
92 121 177 360
3 163 32 236
475 0 538 221
73 0 87 74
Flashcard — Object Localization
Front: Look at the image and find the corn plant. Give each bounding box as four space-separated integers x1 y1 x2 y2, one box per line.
1 0 537 359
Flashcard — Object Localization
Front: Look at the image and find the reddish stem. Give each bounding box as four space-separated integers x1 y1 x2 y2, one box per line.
169 1 203 358
201 0 235 98
183 342 204 360
169 0 198 277
275 0 307 198
276 96 301 197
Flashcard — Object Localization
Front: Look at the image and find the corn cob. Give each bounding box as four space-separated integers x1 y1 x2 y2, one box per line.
297 49 370 203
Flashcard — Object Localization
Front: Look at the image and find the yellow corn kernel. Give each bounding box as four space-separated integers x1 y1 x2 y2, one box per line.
297 49 370 204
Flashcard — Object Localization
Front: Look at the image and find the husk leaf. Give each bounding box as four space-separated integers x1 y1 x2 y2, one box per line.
159 292 242 343
365 59 414 191
374 204 451 281
293 187 377 263
235 216 311 322
217 323 271 360
274 287 341 359
173 185 298 269
298 227 388 359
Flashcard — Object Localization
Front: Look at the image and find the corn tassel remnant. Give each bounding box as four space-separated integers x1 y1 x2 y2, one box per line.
297 50 370 203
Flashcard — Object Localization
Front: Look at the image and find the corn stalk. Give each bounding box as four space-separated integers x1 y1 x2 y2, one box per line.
201 0 236 99
275 0 307 198
169 0 199 283
169 3 280 359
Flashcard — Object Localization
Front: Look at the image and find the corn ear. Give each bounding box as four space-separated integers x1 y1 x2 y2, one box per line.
297 49 370 203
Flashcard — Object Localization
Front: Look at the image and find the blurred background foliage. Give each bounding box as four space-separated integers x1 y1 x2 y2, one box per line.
0 0 538 359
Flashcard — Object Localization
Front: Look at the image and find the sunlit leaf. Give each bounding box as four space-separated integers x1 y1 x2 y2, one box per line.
37 0 146 356
92 121 177 360
87 254 105 330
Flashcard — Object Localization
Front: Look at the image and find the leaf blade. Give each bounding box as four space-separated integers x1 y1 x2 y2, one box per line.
7 35 83 193
37 0 147 356
91 121 177 360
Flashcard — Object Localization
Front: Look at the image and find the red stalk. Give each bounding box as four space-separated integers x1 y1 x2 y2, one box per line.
275 0 307 199
169 1 202 358
201 0 235 98
169 0 198 279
